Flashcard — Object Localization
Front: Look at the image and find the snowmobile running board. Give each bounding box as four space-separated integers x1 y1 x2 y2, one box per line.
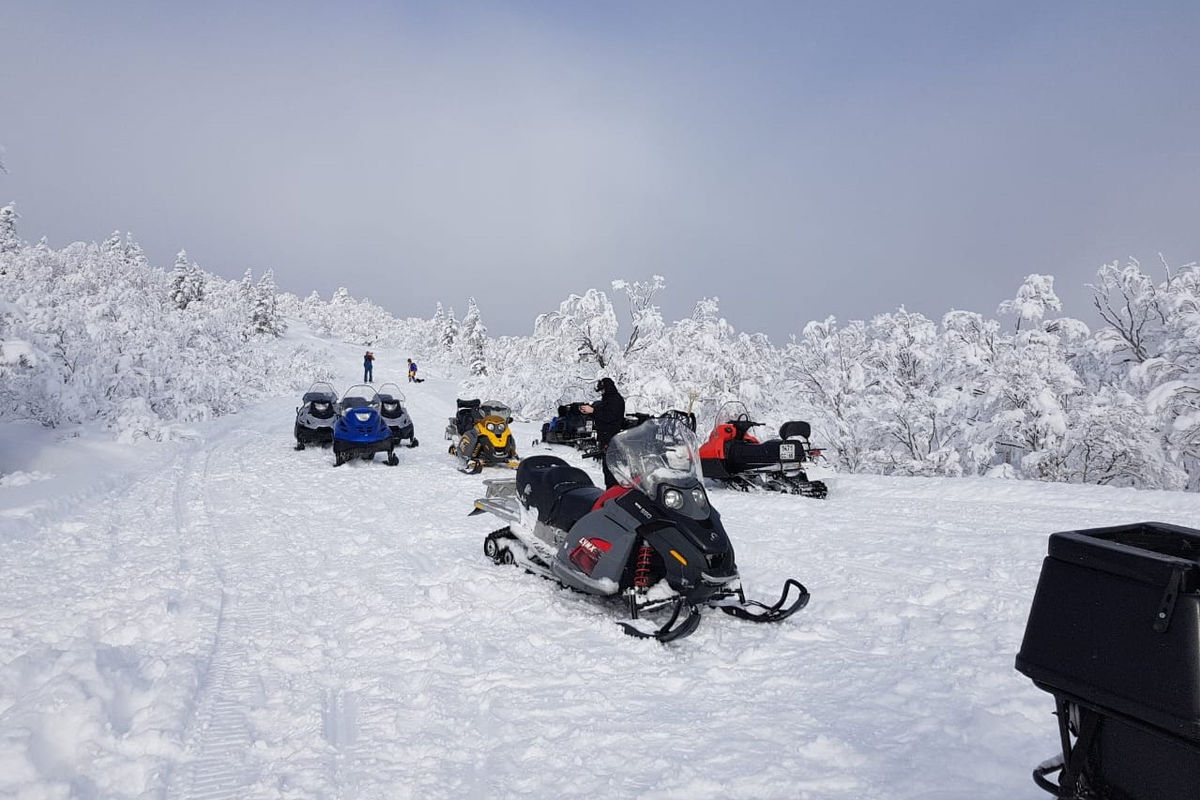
715 579 810 623
469 496 521 522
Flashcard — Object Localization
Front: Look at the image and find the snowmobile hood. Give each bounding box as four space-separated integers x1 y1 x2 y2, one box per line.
477 415 512 448
334 407 391 443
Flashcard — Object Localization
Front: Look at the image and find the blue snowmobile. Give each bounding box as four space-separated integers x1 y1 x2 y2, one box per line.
333 384 399 467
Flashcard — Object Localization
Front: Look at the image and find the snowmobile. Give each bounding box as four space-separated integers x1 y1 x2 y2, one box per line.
699 402 829 498
539 401 596 449
445 398 520 474
294 382 339 450
377 383 418 448
332 384 399 467
471 415 810 642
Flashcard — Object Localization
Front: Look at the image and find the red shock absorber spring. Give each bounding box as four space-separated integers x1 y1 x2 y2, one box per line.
634 543 654 590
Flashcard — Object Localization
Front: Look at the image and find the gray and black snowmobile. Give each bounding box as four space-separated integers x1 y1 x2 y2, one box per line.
471 415 809 642
377 383 418 448
294 381 339 450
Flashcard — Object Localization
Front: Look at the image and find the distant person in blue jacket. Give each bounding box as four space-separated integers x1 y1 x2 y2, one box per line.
407 358 418 383
363 350 375 382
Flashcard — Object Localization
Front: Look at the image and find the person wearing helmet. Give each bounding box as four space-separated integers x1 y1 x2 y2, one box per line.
580 377 626 488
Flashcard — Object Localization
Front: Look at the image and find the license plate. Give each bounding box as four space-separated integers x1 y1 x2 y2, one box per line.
779 443 796 460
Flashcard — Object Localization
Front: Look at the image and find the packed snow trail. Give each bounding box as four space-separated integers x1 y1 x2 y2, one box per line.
4 334 1200 799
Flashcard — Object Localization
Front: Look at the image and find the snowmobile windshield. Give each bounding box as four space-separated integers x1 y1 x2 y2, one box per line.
480 400 511 419
377 383 405 404
607 416 703 498
558 385 590 406
715 401 754 425
340 385 380 410
303 382 338 404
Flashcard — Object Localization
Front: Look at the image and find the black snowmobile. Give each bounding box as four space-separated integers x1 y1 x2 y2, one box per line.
377 382 418 448
539 401 597 449
294 381 339 450
471 415 809 642
445 398 520 474
699 402 829 498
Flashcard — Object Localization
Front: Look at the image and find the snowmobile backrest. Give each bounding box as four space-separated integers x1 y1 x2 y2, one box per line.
661 409 697 432
457 398 481 410
455 406 480 435
517 455 600 528
779 421 811 441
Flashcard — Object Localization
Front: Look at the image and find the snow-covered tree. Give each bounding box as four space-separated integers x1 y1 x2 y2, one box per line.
998 273 1062 332
439 304 459 354
250 269 285 336
0 203 18 257
862 308 967 475
169 250 207 310
612 275 666 359
459 297 487 375
534 289 620 369
781 317 877 471
1089 259 1168 365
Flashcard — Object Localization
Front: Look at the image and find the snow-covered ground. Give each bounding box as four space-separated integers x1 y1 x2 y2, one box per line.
4 332 1200 800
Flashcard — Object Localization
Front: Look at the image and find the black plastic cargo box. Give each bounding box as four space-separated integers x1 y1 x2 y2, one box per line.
1015 521 1200 798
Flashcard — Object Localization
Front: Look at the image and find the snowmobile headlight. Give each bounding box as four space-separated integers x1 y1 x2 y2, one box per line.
496 423 506 433
314 402 329 412
691 488 708 509
662 488 685 510
486 422 496 432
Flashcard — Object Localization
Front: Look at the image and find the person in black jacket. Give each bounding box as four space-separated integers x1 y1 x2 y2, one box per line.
580 377 626 488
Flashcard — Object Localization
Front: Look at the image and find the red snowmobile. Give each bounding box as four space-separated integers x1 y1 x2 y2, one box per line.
699 402 829 498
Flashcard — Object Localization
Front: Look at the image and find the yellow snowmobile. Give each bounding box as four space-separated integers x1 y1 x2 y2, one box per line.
445 398 520 474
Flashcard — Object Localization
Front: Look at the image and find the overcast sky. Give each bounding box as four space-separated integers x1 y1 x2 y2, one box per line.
3 1 1199 341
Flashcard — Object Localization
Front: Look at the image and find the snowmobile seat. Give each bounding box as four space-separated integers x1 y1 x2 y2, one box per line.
454 407 480 435
779 421 811 441
517 456 602 531
724 440 783 471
